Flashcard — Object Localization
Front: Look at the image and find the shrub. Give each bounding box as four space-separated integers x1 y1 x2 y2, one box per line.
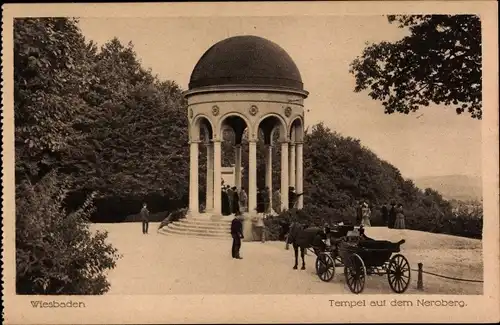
16 172 122 295
158 208 188 230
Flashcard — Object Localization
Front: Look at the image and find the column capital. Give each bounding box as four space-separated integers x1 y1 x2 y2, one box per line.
295 141 304 145
212 139 222 143
280 140 290 145
190 140 202 144
248 139 258 144
289 142 296 147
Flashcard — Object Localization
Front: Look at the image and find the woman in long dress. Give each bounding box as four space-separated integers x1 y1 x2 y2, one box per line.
361 202 371 227
394 204 406 229
239 188 248 213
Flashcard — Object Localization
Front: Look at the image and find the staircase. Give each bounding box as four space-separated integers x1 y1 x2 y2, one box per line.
159 215 233 239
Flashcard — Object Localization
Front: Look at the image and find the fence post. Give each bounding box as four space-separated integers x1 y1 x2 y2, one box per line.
417 262 424 291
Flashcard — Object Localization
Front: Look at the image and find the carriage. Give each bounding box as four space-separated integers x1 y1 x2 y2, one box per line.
315 228 411 294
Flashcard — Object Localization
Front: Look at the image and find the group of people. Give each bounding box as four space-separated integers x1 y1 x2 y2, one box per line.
355 200 406 229
381 202 406 229
221 182 303 217
221 185 246 216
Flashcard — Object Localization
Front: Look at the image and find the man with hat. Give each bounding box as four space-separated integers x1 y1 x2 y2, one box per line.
230 214 244 259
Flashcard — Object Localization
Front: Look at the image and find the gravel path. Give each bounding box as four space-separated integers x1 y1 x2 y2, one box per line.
93 223 483 295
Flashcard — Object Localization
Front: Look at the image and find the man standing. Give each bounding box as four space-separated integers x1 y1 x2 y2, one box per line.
232 186 240 215
231 215 244 259
355 200 363 226
388 202 397 229
381 203 389 227
140 203 150 234
227 185 234 215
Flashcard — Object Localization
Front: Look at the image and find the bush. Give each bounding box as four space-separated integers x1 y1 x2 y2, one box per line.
158 208 188 230
16 172 122 295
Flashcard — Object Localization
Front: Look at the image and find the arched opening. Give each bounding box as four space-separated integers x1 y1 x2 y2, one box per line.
190 115 214 213
217 114 250 216
254 115 289 214
289 116 304 143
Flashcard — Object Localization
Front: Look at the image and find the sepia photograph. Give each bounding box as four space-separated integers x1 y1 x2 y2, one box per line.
2 2 499 324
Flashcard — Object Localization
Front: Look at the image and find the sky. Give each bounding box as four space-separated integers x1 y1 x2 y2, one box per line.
77 16 482 180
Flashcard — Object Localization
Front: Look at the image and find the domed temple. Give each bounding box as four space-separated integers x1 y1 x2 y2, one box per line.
183 35 309 221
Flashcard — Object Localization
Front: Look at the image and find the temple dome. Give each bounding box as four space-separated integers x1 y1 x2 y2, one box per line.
189 35 304 91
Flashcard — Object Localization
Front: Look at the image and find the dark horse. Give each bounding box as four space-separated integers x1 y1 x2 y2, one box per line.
286 222 328 270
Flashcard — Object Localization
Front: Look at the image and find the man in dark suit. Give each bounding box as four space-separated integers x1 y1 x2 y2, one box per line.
140 203 149 234
355 201 363 226
232 186 240 215
381 203 389 226
388 202 397 229
231 215 244 259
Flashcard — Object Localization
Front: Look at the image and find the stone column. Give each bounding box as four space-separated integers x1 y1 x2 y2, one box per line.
213 140 222 215
265 144 273 213
189 140 200 215
289 142 296 188
248 140 257 213
205 142 214 212
289 127 296 188
296 142 304 209
234 145 242 189
280 141 289 211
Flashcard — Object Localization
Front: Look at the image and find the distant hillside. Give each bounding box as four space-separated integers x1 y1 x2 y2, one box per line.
414 175 482 201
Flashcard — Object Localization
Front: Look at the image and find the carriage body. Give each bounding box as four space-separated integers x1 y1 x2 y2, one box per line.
338 239 402 268
315 234 411 295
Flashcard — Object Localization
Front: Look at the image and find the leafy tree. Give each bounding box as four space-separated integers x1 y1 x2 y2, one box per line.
16 171 121 294
350 15 482 119
58 38 191 217
14 18 97 183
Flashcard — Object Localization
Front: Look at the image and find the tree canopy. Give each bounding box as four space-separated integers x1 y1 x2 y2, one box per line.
349 15 482 119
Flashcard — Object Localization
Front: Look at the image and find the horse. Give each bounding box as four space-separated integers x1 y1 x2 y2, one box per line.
286 222 328 270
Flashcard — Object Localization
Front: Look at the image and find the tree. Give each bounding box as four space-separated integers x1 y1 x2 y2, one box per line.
64 38 191 218
14 18 97 182
16 171 121 294
350 15 482 119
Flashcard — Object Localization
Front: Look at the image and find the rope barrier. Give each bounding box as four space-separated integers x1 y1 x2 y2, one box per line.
410 268 484 283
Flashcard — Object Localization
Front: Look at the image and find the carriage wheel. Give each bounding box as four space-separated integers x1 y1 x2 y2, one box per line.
344 253 366 294
315 253 335 282
387 254 411 293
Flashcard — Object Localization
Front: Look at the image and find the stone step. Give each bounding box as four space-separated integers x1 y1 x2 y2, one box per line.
167 223 230 235
171 222 231 231
161 226 232 239
180 219 232 227
159 230 231 241
189 217 233 223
